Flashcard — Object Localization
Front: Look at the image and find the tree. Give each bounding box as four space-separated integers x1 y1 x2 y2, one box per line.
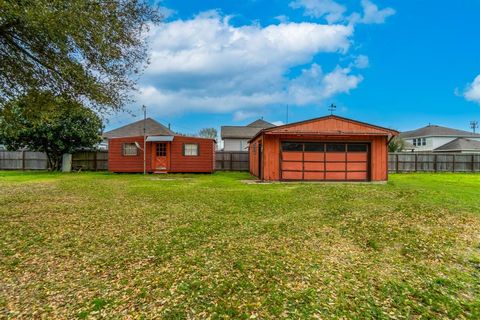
388 136 407 152
0 1 160 112
198 128 217 139
0 91 103 170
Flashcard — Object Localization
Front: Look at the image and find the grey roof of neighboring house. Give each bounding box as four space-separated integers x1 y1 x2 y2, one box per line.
103 118 174 138
221 119 276 139
434 138 480 152
399 125 480 139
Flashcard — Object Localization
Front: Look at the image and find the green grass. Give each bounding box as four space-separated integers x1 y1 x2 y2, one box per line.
1 171 480 319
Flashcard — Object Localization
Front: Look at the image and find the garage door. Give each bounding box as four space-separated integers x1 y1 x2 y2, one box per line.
281 142 369 181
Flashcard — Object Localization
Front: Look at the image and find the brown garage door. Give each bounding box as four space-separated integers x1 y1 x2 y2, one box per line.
281 142 369 181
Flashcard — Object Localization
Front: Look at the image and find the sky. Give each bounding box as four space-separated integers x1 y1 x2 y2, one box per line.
105 0 480 136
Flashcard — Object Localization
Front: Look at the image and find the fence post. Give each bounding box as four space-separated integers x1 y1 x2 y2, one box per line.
414 153 417 172
22 150 26 170
395 154 399 173
472 154 475 173
452 154 455 172
434 154 437 172
230 153 233 171
94 152 98 171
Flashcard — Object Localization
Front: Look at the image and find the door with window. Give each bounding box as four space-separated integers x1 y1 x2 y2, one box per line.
153 142 169 171
280 142 370 181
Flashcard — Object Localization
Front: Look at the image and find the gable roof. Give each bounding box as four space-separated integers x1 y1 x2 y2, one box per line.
399 125 480 139
247 119 275 128
434 138 480 152
250 115 398 141
103 118 174 139
221 119 276 139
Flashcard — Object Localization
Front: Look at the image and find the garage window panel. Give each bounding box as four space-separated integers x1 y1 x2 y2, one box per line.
282 142 303 151
304 143 324 152
326 143 346 152
347 144 368 152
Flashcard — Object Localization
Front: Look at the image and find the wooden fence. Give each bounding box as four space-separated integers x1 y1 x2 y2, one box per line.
215 151 249 171
71 151 108 171
389 153 480 173
3 150 479 173
0 151 48 170
0 150 108 171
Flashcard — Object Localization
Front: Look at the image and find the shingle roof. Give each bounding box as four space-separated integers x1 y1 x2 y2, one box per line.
399 125 480 139
221 119 275 139
434 138 480 152
103 118 174 138
247 119 275 128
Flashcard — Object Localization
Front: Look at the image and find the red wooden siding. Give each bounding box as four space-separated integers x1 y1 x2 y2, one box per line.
168 136 215 173
108 136 215 173
108 136 153 173
249 116 397 182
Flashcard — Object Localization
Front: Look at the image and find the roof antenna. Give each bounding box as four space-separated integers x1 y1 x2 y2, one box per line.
470 120 478 134
328 103 336 115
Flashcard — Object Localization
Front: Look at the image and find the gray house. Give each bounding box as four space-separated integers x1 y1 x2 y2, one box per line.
103 118 174 139
221 119 275 151
399 124 480 152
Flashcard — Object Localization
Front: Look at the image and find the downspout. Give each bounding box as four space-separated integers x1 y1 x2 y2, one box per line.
261 132 265 181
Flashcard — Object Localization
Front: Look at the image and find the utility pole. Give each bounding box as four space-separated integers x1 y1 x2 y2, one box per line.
142 105 147 175
328 103 336 115
470 120 478 134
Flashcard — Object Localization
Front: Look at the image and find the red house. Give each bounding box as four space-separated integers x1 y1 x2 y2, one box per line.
249 115 398 182
104 118 215 173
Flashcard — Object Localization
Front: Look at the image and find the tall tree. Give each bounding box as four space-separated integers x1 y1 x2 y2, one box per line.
198 128 217 139
0 0 160 112
0 91 103 170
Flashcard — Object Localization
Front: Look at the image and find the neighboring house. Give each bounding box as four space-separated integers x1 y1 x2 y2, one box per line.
399 124 480 152
249 115 398 182
433 138 480 153
104 118 215 173
221 119 275 151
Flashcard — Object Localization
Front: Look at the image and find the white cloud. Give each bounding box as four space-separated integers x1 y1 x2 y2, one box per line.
134 11 362 120
358 0 395 24
289 0 346 24
353 54 369 69
290 0 395 25
288 64 363 105
462 75 480 103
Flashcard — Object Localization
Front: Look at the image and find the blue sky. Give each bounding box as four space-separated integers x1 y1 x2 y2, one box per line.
106 0 480 136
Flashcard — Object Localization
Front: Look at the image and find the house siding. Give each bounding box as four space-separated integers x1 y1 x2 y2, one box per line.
108 136 215 173
223 138 250 151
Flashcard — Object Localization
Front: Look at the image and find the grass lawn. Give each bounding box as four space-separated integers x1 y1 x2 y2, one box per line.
1 171 480 319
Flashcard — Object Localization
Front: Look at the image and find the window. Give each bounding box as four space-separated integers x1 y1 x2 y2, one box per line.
183 143 199 156
347 144 368 152
304 142 324 152
156 143 167 156
326 143 346 152
123 143 138 156
412 139 417 147
281 142 303 151
421 138 426 146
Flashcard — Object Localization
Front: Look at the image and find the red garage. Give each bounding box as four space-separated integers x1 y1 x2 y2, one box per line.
105 118 215 173
249 115 398 182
